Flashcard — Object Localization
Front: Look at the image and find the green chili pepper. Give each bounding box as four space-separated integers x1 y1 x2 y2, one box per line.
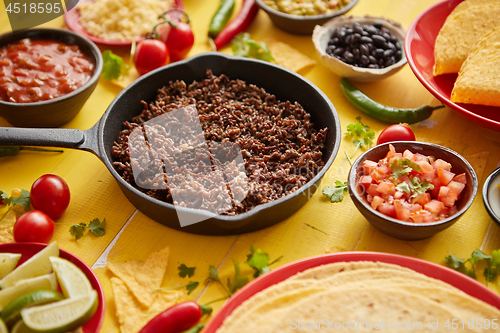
339 77 444 124
0 146 63 157
208 0 236 39
183 324 204 333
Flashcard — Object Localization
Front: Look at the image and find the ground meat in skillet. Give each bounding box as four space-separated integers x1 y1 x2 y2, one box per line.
112 69 328 215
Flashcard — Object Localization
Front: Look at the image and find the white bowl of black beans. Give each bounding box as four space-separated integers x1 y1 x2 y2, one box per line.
312 16 407 82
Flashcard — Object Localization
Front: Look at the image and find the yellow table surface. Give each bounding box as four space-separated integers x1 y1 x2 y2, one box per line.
1 0 500 332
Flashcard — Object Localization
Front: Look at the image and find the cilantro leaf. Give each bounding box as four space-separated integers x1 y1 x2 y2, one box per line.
232 33 274 62
101 50 129 80
69 223 87 240
322 181 348 203
207 265 221 284
227 259 249 295
408 177 434 198
345 117 370 137
390 158 422 178
470 249 491 266
492 250 500 267
345 117 375 151
186 281 199 295
68 218 106 240
178 264 196 278
9 189 31 211
0 190 8 203
445 251 476 278
246 246 270 278
88 218 106 237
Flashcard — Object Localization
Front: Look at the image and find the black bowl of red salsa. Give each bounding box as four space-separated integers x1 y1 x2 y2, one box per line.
0 28 102 127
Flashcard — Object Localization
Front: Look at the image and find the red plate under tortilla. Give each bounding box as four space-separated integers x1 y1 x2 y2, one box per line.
203 251 500 332
64 0 184 47
404 0 500 131
0 242 105 333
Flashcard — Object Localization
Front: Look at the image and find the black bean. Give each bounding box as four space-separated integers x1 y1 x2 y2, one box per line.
373 22 383 30
360 55 370 66
383 49 394 57
374 48 384 58
382 32 391 41
360 36 373 44
345 34 354 44
333 47 344 56
364 25 378 35
352 48 360 59
387 42 396 51
353 22 363 34
369 55 378 64
326 45 336 55
368 64 379 69
352 33 361 43
385 57 395 67
360 44 369 56
372 35 386 46
343 51 354 63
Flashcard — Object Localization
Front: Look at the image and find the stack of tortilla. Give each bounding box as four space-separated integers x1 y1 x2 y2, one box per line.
433 0 500 107
215 261 500 333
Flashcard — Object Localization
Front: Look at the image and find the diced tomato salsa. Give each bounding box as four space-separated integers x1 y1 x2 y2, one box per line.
0 38 93 103
359 144 466 223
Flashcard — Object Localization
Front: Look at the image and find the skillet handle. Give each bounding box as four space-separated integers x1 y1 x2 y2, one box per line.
0 126 97 153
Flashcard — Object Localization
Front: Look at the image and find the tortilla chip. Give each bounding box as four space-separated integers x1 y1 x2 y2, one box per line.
111 277 186 333
111 66 140 89
265 39 316 73
107 246 170 307
433 3 500 75
450 26 500 106
0 208 16 244
445 0 500 18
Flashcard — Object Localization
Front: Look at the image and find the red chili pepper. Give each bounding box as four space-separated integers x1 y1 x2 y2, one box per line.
138 301 212 333
213 0 260 50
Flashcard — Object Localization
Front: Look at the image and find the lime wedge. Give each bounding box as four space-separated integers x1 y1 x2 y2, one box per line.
0 253 22 279
21 290 98 333
10 320 32 333
0 273 57 311
49 257 92 298
1 242 59 289
0 318 7 333
1 290 64 328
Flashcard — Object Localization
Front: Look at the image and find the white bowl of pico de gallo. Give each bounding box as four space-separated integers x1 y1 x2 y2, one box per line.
348 141 478 240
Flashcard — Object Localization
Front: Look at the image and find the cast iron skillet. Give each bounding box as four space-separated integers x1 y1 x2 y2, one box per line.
0 52 341 235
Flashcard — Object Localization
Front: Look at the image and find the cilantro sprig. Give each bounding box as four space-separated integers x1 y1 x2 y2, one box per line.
445 249 500 287
322 181 348 203
345 117 375 149
0 189 30 223
68 218 106 240
101 50 129 81
390 158 421 178
246 245 283 278
344 117 375 164
205 246 282 304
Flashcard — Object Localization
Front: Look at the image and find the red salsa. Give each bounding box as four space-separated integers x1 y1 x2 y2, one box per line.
0 38 93 103
359 144 467 223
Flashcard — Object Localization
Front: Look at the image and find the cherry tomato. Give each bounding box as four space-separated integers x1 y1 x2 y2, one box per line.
31 174 70 220
133 39 170 76
376 124 416 145
158 11 194 62
13 210 55 244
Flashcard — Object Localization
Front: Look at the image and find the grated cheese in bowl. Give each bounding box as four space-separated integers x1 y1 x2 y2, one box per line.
78 0 173 41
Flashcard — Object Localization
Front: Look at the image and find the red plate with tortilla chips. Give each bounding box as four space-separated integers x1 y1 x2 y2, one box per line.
64 0 184 47
0 242 105 333
203 251 500 332
405 0 500 131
